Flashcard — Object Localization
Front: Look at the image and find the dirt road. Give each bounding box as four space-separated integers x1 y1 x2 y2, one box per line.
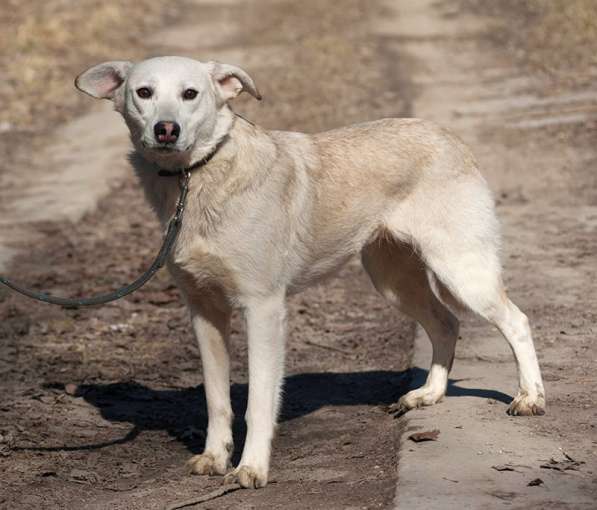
1 0 596 509
1 1 410 509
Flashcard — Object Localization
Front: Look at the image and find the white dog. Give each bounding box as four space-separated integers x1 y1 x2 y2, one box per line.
75 56 545 489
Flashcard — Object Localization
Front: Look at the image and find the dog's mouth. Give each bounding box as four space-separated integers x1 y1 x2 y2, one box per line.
142 141 190 154
153 145 178 153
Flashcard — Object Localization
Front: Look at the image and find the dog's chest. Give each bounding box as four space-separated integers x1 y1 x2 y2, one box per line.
173 226 281 300
144 178 277 297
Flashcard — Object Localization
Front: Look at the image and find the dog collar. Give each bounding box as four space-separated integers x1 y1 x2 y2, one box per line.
157 136 228 177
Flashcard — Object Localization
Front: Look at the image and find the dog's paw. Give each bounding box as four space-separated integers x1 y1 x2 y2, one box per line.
187 452 229 476
223 465 268 489
387 400 410 417
507 393 546 416
388 387 444 417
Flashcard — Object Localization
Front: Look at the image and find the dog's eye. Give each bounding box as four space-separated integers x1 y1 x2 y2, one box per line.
136 87 153 99
183 89 198 100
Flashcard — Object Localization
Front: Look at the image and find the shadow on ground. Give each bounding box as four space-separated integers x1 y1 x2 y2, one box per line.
18 369 512 463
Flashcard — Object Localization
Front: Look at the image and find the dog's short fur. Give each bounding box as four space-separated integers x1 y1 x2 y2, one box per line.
76 57 545 488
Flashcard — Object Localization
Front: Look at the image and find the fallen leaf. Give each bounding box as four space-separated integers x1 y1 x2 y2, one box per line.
540 455 584 472
492 464 517 472
408 429 440 442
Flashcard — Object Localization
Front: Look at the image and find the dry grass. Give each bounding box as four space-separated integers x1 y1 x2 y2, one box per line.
465 0 597 87
0 0 179 132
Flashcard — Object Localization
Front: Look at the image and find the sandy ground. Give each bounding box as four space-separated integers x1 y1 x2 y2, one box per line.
1 0 596 509
384 1 597 508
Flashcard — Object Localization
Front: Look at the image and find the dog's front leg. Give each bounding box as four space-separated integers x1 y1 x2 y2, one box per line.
225 293 287 488
186 297 234 476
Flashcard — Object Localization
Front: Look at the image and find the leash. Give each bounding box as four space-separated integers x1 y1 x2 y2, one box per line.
0 169 190 309
0 125 232 309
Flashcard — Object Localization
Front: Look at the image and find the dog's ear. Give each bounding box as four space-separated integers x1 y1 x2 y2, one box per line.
75 61 133 100
208 62 262 102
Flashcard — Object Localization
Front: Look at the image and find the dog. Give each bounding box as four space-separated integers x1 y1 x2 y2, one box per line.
75 56 545 489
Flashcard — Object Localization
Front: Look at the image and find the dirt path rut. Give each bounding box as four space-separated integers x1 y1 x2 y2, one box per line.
381 1 597 508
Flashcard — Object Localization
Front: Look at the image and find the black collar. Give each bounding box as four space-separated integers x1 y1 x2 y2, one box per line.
157 136 228 177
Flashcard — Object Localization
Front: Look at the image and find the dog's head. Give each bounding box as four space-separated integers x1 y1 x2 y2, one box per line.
75 56 261 167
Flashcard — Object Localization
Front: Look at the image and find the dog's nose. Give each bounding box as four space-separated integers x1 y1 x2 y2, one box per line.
154 121 180 144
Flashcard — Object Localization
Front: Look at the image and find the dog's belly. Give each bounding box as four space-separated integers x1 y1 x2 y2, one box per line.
286 218 380 292
172 219 368 301
175 242 356 300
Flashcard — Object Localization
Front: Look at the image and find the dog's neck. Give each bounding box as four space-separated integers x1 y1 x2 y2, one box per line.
187 106 235 169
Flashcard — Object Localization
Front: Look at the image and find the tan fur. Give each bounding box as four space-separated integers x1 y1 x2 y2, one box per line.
76 57 545 489
135 116 473 299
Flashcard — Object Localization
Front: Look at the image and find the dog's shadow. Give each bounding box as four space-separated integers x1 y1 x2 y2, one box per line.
27 368 512 462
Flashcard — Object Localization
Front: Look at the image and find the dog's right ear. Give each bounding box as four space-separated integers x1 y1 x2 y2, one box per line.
75 61 133 100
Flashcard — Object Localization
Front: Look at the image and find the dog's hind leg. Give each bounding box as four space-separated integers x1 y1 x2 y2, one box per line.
362 236 459 414
383 171 544 416
421 239 546 416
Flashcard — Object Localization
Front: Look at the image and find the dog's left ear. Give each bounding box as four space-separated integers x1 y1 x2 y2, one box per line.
75 61 133 100
208 62 262 102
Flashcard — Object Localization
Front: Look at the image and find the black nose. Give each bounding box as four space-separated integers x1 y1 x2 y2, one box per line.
154 121 180 144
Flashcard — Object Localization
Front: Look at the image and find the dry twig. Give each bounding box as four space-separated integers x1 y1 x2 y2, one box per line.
304 339 354 356
165 483 241 510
